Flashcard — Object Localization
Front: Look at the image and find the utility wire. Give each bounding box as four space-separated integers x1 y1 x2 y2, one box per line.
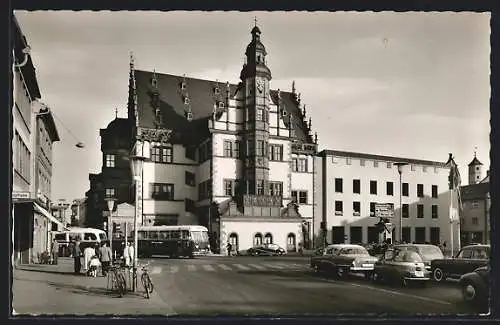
51 111 85 148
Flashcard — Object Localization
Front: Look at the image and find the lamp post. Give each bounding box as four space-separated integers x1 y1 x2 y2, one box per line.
104 197 116 260
130 154 145 292
394 162 408 243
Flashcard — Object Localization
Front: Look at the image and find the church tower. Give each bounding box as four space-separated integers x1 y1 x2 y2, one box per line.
239 23 272 195
468 150 483 185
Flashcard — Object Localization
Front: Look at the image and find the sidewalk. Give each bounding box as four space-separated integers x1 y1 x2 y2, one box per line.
12 258 176 316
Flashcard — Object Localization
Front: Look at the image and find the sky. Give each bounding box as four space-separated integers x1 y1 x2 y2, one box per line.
14 11 491 202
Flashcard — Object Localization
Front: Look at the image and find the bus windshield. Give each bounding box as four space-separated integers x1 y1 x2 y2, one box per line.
191 231 208 243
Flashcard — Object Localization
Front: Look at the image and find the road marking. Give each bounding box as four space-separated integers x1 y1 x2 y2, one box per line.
247 263 266 270
262 263 286 269
187 265 196 272
233 264 251 270
168 265 179 273
202 264 216 272
217 264 233 271
303 274 452 306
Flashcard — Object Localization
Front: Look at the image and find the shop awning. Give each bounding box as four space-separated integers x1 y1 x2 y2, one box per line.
33 202 67 230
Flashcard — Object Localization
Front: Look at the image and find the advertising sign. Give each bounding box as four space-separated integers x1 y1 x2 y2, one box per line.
375 203 394 218
12 191 30 200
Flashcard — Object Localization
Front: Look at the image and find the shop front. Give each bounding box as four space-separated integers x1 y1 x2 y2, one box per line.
13 194 65 265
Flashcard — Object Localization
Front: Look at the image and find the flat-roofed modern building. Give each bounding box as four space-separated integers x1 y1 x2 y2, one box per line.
315 150 460 252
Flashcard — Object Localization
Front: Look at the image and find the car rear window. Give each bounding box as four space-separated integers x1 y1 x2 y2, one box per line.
417 246 444 260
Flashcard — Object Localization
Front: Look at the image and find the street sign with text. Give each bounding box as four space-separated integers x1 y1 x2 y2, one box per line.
375 203 394 218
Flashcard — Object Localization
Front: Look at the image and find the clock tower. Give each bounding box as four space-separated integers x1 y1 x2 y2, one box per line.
239 24 272 196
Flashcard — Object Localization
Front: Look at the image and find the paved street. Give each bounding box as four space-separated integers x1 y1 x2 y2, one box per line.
144 255 478 316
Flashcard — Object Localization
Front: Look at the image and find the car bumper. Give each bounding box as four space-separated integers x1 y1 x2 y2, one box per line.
350 266 374 272
403 277 431 281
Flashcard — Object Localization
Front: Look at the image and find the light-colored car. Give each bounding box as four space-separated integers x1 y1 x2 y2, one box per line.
372 248 431 287
310 244 379 278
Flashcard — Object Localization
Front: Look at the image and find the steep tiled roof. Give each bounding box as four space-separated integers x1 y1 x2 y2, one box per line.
460 182 489 200
468 156 483 166
134 70 313 144
318 150 448 167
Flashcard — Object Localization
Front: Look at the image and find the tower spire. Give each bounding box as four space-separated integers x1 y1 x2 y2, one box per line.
474 146 477 158
115 107 118 119
254 16 257 27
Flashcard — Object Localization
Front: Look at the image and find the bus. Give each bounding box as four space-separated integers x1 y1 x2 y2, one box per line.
53 227 107 257
137 225 210 258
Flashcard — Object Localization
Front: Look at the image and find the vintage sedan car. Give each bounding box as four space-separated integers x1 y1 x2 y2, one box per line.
459 265 490 311
372 248 431 287
431 244 490 282
391 244 444 272
246 243 286 256
310 244 378 278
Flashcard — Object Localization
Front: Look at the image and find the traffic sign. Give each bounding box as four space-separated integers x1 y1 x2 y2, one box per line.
385 223 394 233
375 203 394 218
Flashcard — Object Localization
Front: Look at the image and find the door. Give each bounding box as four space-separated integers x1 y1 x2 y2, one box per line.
332 227 345 244
287 233 296 252
454 247 473 276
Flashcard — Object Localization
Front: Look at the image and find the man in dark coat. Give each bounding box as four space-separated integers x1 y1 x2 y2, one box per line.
72 240 82 274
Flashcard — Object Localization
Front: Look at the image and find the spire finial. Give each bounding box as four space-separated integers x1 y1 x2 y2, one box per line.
292 80 296 94
115 107 118 119
254 16 257 27
474 146 477 158
129 51 135 69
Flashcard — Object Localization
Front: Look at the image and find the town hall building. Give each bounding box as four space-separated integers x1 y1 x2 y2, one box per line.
87 25 317 254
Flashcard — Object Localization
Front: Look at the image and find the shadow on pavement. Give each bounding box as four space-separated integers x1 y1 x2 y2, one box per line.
46 281 114 297
16 267 77 276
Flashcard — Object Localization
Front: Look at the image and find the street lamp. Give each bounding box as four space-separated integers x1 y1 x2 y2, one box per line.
104 197 116 260
130 154 145 292
394 162 408 243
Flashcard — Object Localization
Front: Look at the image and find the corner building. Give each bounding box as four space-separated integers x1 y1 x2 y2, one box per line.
128 26 317 254
316 150 459 252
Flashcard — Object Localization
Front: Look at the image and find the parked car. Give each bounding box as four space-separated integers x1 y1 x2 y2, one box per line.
372 247 431 287
246 243 286 256
459 265 490 311
431 244 490 282
390 244 444 272
310 244 378 278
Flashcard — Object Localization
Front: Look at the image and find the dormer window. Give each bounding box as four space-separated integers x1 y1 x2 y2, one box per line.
181 81 187 90
214 87 220 95
218 101 225 109
281 109 287 117
186 111 193 121
184 97 190 105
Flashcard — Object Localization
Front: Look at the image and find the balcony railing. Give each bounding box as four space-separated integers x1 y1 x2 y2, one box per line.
291 143 317 154
243 194 282 207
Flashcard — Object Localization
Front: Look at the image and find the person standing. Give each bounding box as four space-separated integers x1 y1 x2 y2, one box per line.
51 239 59 265
72 240 82 274
99 242 112 276
83 245 96 275
123 242 130 267
226 242 232 257
127 242 135 268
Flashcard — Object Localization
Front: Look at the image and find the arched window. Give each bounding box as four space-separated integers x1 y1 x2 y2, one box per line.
264 233 273 244
229 233 238 252
254 233 263 246
287 233 296 252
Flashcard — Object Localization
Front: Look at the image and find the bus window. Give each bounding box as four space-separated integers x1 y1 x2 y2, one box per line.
150 231 159 239
165 231 171 239
84 233 97 241
182 230 190 240
69 233 80 241
171 230 180 239
99 233 107 241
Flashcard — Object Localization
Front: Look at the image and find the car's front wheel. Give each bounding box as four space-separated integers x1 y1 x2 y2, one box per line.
433 268 445 282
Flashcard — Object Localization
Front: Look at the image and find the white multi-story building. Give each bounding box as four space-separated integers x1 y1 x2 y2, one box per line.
315 150 460 252
12 16 63 265
126 25 316 254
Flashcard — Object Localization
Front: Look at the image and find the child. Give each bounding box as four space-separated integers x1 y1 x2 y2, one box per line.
88 255 101 277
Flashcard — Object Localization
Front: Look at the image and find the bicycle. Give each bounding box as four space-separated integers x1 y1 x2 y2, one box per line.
139 263 154 299
107 263 128 297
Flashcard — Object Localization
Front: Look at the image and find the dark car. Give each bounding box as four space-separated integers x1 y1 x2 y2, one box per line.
431 244 490 282
372 247 431 287
391 244 444 272
310 244 378 278
247 243 286 256
459 265 490 311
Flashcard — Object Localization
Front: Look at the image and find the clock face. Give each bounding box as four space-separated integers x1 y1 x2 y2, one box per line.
256 79 264 93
